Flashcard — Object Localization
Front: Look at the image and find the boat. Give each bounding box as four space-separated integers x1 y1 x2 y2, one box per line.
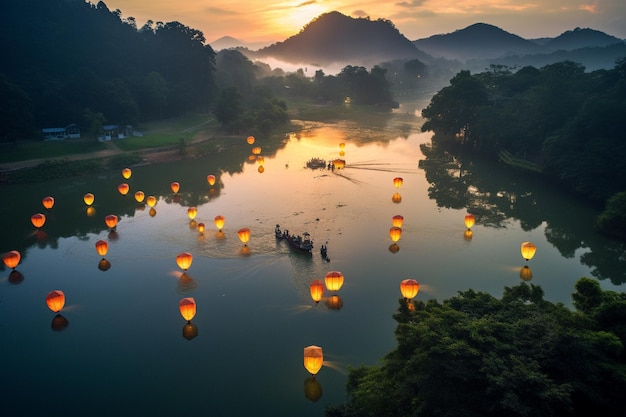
275 224 314 253
306 157 327 169
275 224 283 239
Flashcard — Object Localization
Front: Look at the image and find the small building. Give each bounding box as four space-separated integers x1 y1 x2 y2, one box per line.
42 124 81 140
99 125 134 141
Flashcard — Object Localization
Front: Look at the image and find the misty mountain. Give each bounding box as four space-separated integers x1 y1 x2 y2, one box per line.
248 11 427 68
413 23 543 61
542 27 623 51
210 36 272 51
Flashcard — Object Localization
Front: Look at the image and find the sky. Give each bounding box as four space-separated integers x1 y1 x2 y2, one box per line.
101 0 626 45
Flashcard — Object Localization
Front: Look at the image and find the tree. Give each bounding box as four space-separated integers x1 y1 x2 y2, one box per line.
213 86 243 129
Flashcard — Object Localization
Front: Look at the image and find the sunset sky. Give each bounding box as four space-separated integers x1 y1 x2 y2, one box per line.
101 0 626 45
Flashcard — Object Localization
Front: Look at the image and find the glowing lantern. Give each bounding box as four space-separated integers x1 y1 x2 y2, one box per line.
237 228 251 245
393 177 403 188
392 193 402 204
187 207 198 220
31 213 46 228
176 252 193 271
207 175 216 186
332 159 346 169
303 345 323 376
118 183 130 195
46 290 65 313
257 156 265 166
95 240 108 257
146 195 157 208
520 265 533 281
310 279 324 304
521 241 537 261
247 136 255 145
214 215 225 231
83 193 95 206
339 142 345 150
197 223 205 234
171 182 180 193
464 214 475 229
104 214 118 230
252 146 262 155
392 215 404 228
179 297 197 322
134 191 145 203
2 250 21 269
42 196 55 209
121 168 132 179
400 279 420 299
389 227 402 243
324 271 344 292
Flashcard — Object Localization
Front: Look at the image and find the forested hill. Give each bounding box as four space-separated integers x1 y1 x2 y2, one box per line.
0 0 216 140
251 11 428 67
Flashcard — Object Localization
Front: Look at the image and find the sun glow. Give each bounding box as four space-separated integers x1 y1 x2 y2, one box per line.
278 3 328 33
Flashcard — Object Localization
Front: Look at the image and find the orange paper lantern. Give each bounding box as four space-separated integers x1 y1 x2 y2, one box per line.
247 135 255 145
339 142 345 150
214 215 225 231
83 193 95 206
207 175 216 186
42 196 55 209
389 227 402 243
46 290 65 313
187 207 198 220
464 214 475 229
179 297 197 322
400 279 420 299
392 193 402 204
521 241 537 261
393 177 403 188
310 279 324 304
237 228 251 244
197 223 205 234
392 215 404 228
303 345 324 376
134 191 145 203
104 214 118 229
146 195 157 208
324 271 344 292
31 213 46 228
2 250 21 269
117 183 130 195
121 167 132 179
95 239 109 257
176 252 193 271
252 146 262 155
170 182 180 193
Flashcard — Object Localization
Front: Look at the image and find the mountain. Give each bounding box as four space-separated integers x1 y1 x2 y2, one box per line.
542 27 623 51
413 23 543 61
249 11 427 68
210 36 273 51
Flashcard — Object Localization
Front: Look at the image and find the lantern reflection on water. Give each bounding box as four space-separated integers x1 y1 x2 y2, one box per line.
46 290 65 313
2 250 21 269
98 258 112 271
176 252 193 271
310 280 324 304
392 193 402 204
325 294 343 310
51 314 69 331
42 196 55 209
520 265 533 281
304 376 323 402
179 297 197 322
521 241 537 261
303 345 323 376
31 213 46 229
400 279 420 300
83 193 95 206
183 323 198 341
197 223 205 234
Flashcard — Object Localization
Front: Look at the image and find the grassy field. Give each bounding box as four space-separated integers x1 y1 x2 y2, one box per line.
0 140 107 163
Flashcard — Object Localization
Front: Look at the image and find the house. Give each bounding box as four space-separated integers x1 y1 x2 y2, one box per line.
42 124 81 140
99 125 134 141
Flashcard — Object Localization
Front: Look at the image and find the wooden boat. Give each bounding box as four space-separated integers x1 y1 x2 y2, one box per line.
276 224 313 253
306 157 327 169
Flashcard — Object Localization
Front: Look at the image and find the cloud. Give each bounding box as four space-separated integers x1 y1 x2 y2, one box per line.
297 0 318 7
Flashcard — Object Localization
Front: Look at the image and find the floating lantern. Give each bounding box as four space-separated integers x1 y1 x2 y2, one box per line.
332 159 346 169
392 193 402 204
187 207 198 220
146 195 157 208
42 196 55 209
400 279 420 300
521 241 537 261
393 177 403 188
214 215 225 231
104 214 118 230
2 250 21 269
339 142 345 150
303 345 324 376
324 271 344 292
389 227 402 243
134 191 145 203
257 156 265 166
197 223 205 234
46 290 65 313
464 214 475 229
252 146 262 155
207 175 216 186
95 240 108 257
392 215 404 228
176 252 193 271
310 280 324 304
31 213 46 229
121 168 132 179
237 228 251 245
118 183 130 195
170 182 180 194
83 193 95 206
520 265 533 281
179 297 197 322
247 135 255 145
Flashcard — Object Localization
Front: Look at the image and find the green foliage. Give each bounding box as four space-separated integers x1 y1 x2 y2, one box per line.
597 191 626 239
329 281 626 417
